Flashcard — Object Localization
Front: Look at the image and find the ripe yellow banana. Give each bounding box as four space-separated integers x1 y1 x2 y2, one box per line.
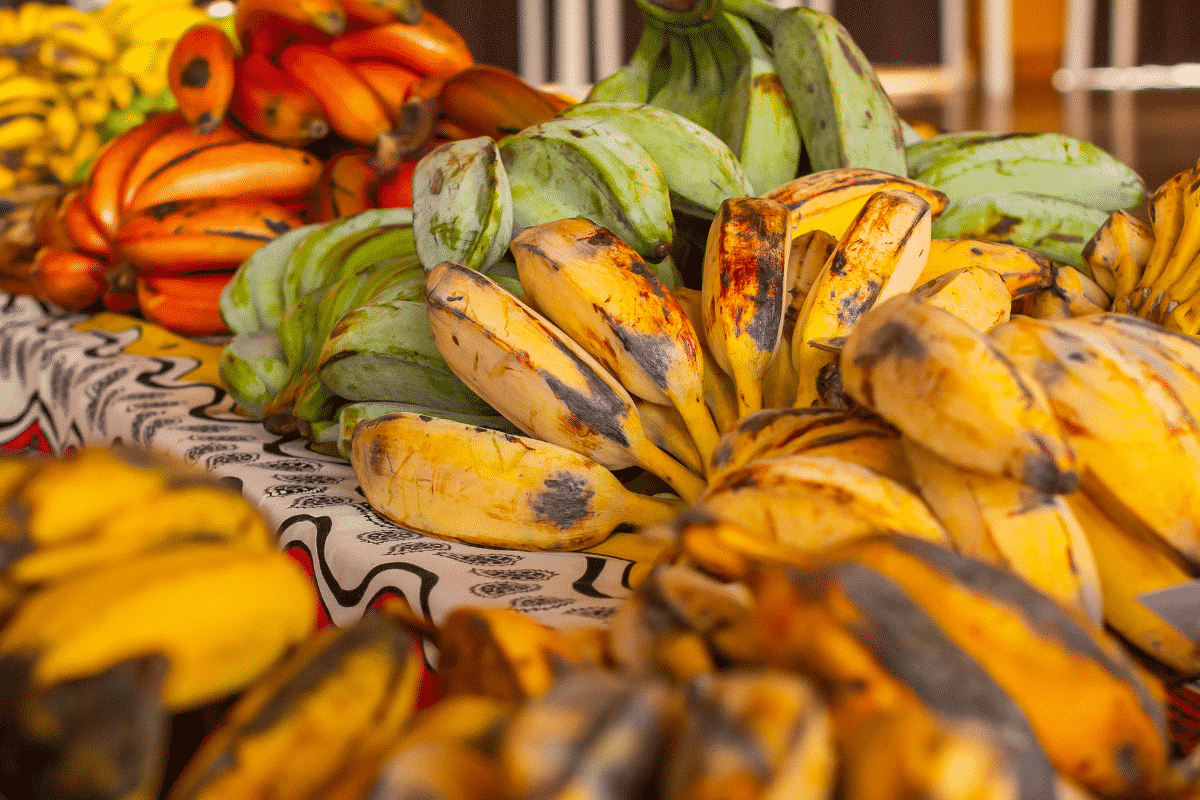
167 613 423 800
701 196 793 417
901 436 1103 624
910 264 1011 331
0 542 315 710
1083 209 1153 301
802 534 1172 798
762 166 948 242
914 237 1055 301
698 453 951 552
512 218 721 470
634 398 706 477
425 261 707 501
989 314 1200 565
672 286 740 434
839 292 1079 494
1124 163 1192 316
351 410 685 550
792 189 933 408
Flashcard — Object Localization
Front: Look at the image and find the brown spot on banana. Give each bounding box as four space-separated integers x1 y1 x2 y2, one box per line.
530 472 595 530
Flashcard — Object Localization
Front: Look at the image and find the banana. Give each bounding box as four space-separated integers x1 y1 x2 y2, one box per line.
930 191 1111 274
755 538 1171 799
1061 488 1200 677
558 100 753 218
903 129 1001 176
43 98 80 154
36 40 102 78
231 0 345 46
840 292 1078 493
0 113 47 151
1020 265 1110 319
351 411 684 550
513 218 721 471
645 24 726 135
166 614 422 800
913 237 1054 300
663 670 835 800
413 135 512 273
426 261 708 501
791 188 932 408
125 139 324 214
1082 209 1153 301
708 11 802 196
910 131 1146 211
229 50 330 146
29 245 109 312
336 399 518 460
772 5 906 176
911 264 1012 331
701 196 792 417
277 42 395 151
309 148 381 222
219 329 291 418
699 453 952 551
56 188 112 260
340 0 423 26
1122 164 1191 314
136 272 235 337
499 116 676 267
316 297 498 415
634 398 706 477
325 11 474 78
673 285 740 434
166 22 237 135
436 63 559 140
0 74 65 105
218 221 323 334
708 405 856 478
114 197 304 275
763 166 948 244
1146 169 1200 325
0 541 315 711
989 314 1200 566
126 3 214 42
587 21 666 104
348 58 421 128
902 437 1103 623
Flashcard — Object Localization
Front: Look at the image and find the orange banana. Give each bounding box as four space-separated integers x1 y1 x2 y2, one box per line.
405 73 446 102
349 58 421 124
326 11 473 77
309 149 380 221
167 23 238 135
376 158 415 208
340 0 422 27
30 246 108 312
119 119 247 212
137 272 233 337
83 111 186 241
276 43 393 147
57 189 112 259
229 51 331 145
126 140 325 213
233 0 346 49
116 197 304 274
436 64 558 139
243 12 335 60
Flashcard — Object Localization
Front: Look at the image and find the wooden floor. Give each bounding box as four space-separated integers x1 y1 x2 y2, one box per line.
896 86 1200 197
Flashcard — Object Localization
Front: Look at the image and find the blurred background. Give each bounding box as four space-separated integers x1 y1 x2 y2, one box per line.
423 0 1200 191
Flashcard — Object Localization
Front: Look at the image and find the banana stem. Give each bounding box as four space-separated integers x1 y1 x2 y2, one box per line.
636 440 708 503
621 490 687 528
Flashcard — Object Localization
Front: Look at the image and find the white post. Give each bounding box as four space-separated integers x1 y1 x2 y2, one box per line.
554 0 590 99
518 0 548 88
980 0 1013 97
593 0 624 87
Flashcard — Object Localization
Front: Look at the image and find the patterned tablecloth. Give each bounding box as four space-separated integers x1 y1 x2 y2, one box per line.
0 292 666 636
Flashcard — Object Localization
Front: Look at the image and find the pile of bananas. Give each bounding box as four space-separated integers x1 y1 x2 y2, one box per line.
0 444 319 799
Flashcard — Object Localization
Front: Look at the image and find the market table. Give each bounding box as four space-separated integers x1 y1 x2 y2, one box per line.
0 292 666 638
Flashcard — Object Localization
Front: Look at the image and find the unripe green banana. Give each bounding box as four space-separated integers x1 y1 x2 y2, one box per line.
412 135 513 273
904 130 997 176
708 11 802 195
911 132 1146 212
498 116 676 264
281 208 414 312
317 298 497 415
560 100 753 218
587 23 666 104
219 329 290 419
772 5 906 176
930 191 1110 274
219 222 322 335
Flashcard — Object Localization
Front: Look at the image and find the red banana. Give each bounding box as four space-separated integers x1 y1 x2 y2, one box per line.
377 158 415 208
137 272 234 337
348 59 421 124
229 50 331 145
30 246 108 312
276 43 393 147
167 23 237 135
309 149 379 221
233 0 346 49
326 11 473 78
57 189 112 259
119 119 247 212
437 64 559 140
243 12 334 60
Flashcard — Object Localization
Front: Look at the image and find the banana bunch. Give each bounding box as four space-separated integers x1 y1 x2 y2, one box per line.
590 0 906 195
0 444 318 800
